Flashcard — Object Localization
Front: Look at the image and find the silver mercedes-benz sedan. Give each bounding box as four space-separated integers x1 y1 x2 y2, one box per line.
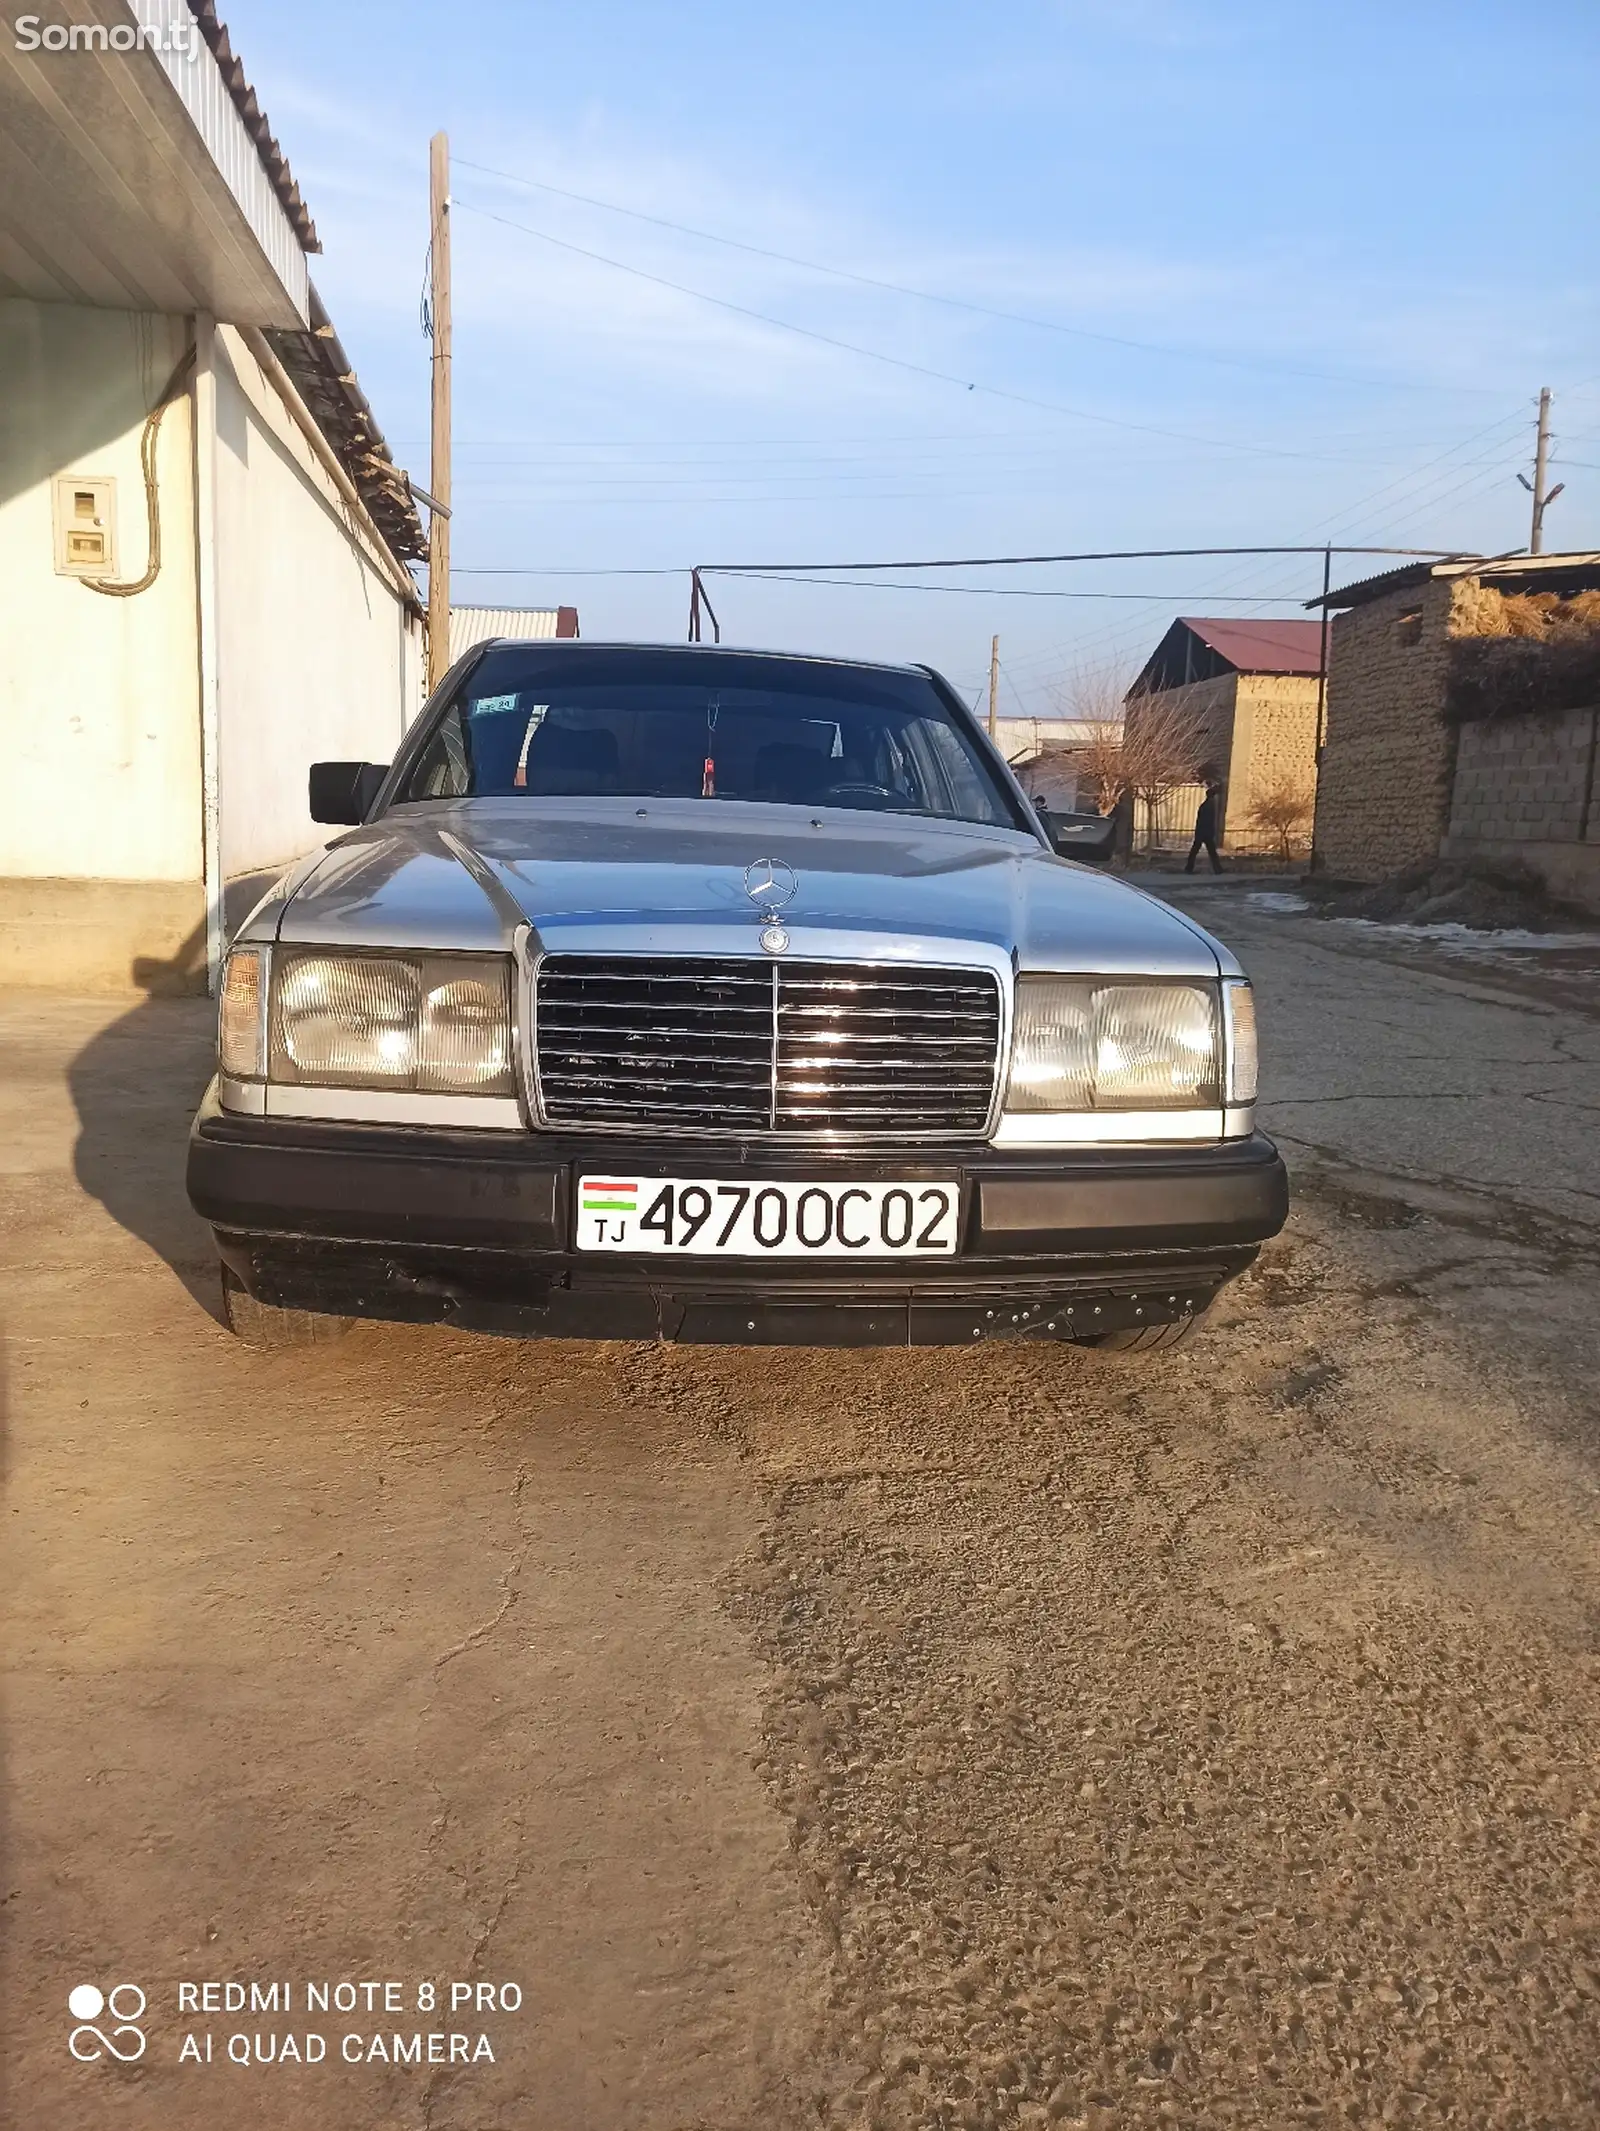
187 641 1287 1351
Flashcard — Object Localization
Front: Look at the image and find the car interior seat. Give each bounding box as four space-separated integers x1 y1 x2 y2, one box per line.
522 721 622 794
751 741 832 803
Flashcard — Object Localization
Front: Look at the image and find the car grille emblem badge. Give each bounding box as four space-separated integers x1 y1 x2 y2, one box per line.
744 858 797 952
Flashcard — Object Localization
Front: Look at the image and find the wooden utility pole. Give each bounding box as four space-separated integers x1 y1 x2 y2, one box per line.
1520 387 1565 556
426 130 452 693
987 633 1000 739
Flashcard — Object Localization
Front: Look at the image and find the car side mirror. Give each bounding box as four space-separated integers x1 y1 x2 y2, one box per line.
309 761 389 825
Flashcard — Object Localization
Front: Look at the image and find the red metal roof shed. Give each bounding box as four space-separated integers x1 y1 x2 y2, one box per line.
1130 616 1326 695
1179 618 1326 675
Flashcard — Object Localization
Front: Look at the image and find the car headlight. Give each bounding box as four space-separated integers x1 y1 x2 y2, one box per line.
1005 978 1221 1112
266 950 515 1094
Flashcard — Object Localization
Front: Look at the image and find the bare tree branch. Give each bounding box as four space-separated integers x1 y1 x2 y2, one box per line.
1243 776 1315 863
1121 690 1215 841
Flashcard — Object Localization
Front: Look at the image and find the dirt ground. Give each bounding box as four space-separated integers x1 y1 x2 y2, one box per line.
4 882 1599 2130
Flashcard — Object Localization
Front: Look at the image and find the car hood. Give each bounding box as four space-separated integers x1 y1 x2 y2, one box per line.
268 797 1233 978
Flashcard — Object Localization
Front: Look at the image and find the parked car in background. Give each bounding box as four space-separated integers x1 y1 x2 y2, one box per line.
187 643 1287 1354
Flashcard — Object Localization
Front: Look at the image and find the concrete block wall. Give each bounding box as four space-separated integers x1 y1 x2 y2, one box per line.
1447 706 1598 846
1313 579 1457 880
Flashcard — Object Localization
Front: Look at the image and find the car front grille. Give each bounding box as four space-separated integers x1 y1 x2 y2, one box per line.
534 955 1002 1139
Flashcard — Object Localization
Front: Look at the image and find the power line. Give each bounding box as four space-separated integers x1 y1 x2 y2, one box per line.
683 541 1459 665
724 573 1332 601
453 564 684 576
1015 404 1535 682
429 438 1430 472
455 543 1453 581
454 156 1502 400
392 424 1492 456
453 198 1356 464
696 542 1454 575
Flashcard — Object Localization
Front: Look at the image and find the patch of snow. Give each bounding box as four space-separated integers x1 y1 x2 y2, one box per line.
1245 891 1311 915
1336 919 1600 952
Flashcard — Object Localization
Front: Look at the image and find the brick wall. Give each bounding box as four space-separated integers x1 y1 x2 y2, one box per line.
1313 579 1457 880
1447 706 1599 846
1226 674 1320 851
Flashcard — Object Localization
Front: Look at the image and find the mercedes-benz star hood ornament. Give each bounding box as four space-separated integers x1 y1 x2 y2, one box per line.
743 857 797 953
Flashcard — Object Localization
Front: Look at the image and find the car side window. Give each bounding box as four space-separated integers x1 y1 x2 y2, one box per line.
918 719 1011 827
408 702 471 799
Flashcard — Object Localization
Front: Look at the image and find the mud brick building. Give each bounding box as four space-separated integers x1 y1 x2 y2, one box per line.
1312 554 1600 911
1123 617 1325 852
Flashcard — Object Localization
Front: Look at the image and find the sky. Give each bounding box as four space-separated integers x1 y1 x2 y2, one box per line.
220 0 1600 712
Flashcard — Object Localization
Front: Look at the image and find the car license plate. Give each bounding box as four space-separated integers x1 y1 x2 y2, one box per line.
575 1174 959 1257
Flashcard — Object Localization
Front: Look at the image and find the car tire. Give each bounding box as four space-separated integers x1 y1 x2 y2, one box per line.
1079 1314 1205 1353
220 1267 350 1348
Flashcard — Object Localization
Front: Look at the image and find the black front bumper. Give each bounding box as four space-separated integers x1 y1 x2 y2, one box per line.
188 1087 1288 1346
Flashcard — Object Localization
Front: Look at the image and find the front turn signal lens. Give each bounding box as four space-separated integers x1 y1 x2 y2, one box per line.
1224 979 1258 1105
218 946 266 1079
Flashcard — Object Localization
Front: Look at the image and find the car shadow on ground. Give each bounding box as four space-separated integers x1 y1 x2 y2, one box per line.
67 918 226 1325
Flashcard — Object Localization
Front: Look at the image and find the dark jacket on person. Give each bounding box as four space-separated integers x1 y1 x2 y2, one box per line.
1194 790 1220 841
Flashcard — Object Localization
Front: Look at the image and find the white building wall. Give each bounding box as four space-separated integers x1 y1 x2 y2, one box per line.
210 325 422 892
992 716 1104 765
0 301 421 987
0 299 203 884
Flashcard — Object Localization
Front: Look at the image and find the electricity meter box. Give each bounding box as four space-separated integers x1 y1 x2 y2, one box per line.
52 476 117 577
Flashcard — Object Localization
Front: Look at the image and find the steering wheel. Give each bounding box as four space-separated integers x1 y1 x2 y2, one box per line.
819 780 913 809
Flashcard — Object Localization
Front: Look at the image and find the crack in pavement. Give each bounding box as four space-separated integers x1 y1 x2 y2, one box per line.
1278 1132 1600 1266
430 1461 533 1674
1272 1088 1553 1104
420 1809 532 2131
411 1462 536 2131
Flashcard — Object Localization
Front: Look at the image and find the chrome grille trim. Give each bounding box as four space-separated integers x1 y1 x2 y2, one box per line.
534 954 1003 1141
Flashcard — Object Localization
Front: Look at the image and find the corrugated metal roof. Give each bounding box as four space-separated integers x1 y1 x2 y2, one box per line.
450 606 581 660
167 10 425 568
265 285 427 566
1309 552 1600 611
1177 617 1327 675
186 2 319 252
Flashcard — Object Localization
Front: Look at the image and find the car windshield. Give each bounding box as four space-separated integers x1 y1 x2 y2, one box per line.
398 647 1019 828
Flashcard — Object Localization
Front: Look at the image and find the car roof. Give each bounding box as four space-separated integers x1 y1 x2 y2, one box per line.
473 638 935 682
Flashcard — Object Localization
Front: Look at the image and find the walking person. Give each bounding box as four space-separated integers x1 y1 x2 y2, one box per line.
1185 780 1224 874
